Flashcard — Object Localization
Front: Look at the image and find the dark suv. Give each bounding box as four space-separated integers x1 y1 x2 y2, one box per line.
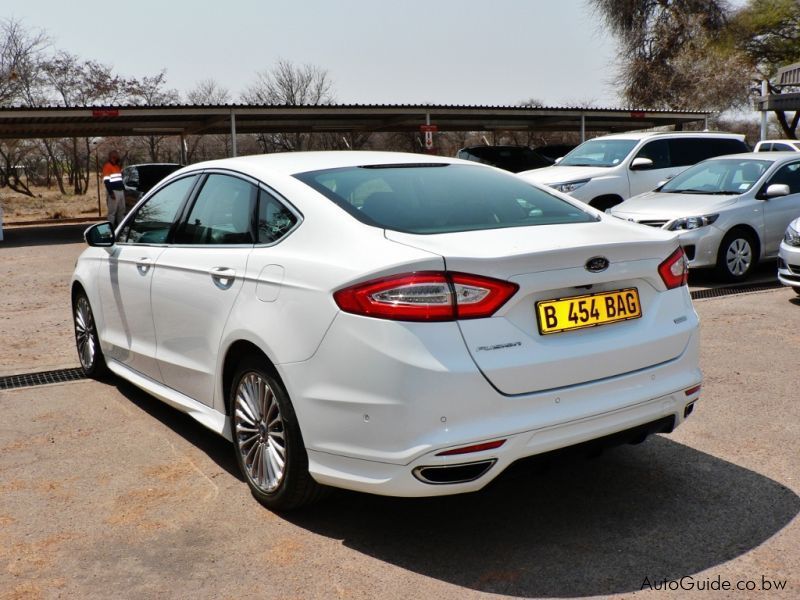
456 145 553 172
122 163 183 209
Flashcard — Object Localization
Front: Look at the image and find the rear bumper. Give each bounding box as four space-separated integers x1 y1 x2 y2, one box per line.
306 382 698 497
279 313 701 497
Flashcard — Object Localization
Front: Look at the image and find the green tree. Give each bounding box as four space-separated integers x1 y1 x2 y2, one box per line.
727 0 800 137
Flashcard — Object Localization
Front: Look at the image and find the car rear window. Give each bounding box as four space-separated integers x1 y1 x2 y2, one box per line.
294 164 596 234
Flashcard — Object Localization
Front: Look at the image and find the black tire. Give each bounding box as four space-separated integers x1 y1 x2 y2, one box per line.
715 229 758 282
72 290 108 378
793 287 800 296
230 356 326 510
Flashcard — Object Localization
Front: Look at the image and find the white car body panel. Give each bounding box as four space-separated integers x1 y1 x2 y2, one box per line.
72 150 702 498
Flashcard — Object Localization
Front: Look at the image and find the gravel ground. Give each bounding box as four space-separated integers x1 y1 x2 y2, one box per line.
0 225 797 599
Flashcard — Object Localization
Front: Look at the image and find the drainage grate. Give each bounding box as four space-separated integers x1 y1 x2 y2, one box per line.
0 368 86 391
691 281 783 300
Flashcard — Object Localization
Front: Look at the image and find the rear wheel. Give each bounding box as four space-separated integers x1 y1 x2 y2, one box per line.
230 357 325 510
73 291 108 378
715 229 757 282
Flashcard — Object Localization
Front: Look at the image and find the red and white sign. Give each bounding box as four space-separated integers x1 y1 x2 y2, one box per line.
420 124 438 151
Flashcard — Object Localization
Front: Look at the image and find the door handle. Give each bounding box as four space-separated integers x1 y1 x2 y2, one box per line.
210 267 237 290
136 257 153 275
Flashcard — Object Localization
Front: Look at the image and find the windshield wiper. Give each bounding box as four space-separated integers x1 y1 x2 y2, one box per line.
664 188 736 194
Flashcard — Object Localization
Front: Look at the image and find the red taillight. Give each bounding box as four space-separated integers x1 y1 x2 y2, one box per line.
333 271 518 321
685 384 701 396
658 247 689 289
436 439 506 456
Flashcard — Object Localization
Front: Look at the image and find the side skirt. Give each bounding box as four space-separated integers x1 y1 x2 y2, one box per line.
107 358 232 441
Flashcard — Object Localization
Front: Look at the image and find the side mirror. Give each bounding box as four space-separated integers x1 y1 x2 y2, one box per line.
85 222 115 247
766 183 791 198
630 157 654 171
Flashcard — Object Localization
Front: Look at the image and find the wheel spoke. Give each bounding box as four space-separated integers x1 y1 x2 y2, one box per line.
233 370 287 494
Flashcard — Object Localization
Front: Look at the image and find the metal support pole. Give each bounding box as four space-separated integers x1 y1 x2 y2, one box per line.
704 117 709 131
179 133 187 164
230 111 238 157
580 114 586 143
760 80 769 141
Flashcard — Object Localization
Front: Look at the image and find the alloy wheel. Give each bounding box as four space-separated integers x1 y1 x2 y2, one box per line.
74 296 96 370
234 372 287 493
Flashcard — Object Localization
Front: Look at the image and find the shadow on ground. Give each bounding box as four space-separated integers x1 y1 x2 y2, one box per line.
110 379 799 597
1 223 95 248
113 378 240 480
287 439 798 597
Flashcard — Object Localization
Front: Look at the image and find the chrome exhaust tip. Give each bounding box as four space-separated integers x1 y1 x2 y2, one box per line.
412 459 497 485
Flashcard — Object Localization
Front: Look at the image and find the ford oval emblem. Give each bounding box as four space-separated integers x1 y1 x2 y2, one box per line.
585 256 609 273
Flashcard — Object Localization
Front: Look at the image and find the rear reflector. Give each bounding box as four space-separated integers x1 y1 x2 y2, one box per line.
658 246 689 289
685 384 701 396
334 271 518 321
436 439 506 456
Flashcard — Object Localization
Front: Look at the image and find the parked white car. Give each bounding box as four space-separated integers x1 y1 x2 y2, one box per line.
754 139 800 153
610 152 800 281
518 132 748 211
778 217 800 294
72 151 701 510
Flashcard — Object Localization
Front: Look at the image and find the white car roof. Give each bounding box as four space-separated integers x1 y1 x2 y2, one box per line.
587 131 746 142
701 151 800 163
177 151 465 178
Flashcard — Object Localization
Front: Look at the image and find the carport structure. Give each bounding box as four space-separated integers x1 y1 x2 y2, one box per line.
0 103 711 160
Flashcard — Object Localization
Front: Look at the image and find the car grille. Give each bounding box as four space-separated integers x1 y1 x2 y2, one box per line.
637 220 668 228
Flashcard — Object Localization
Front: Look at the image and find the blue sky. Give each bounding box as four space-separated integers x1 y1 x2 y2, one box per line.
11 1 620 106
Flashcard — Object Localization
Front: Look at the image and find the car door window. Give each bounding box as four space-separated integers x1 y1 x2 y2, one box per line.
766 162 800 194
634 140 670 168
175 174 258 245
257 190 298 244
118 175 197 244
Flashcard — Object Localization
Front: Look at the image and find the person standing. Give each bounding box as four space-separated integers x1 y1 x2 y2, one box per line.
101 150 125 228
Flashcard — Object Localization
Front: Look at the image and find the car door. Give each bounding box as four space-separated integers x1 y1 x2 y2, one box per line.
762 160 800 255
150 172 258 406
628 139 675 196
96 175 198 380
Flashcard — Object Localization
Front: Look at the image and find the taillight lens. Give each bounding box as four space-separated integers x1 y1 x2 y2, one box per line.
333 271 518 321
658 247 689 289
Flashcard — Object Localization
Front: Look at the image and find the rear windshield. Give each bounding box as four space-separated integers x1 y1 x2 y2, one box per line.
294 164 596 234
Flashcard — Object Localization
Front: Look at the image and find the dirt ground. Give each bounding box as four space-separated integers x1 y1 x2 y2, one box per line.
1 185 101 223
0 226 797 599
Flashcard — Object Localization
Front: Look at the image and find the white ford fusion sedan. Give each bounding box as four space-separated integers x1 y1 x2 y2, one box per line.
72 151 701 510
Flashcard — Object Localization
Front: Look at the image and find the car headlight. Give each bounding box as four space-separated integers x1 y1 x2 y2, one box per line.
667 214 719 231
552 179 590 194
785 223 800 247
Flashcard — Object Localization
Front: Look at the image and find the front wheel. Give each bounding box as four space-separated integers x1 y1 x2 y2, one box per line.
793 287 800 296
73 291 108 378
715 230 757 282
230 357 325 510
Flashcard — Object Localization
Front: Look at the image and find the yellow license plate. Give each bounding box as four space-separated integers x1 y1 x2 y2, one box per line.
536 288 642 335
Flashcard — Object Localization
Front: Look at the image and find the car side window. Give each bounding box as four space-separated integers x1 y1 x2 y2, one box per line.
118 175 197 244
774 143 793 152
174 174 258 245
257 190 298 244
767 162 800 195
634 140 670 169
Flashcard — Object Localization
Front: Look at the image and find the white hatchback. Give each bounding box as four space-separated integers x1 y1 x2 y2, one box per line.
72 151 701 510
